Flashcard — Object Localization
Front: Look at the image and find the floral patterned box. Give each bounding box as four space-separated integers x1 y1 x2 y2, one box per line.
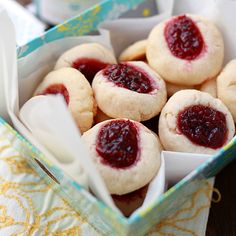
14 0 236 235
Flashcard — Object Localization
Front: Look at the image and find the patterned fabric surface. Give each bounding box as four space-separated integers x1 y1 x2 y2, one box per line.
0 123 216 236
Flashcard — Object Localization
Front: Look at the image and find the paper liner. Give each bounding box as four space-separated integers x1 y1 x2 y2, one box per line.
19 95 121 213
163 151 212 183
131 155 165 217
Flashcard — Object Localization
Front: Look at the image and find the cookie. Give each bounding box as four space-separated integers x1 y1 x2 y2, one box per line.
92 61 167 122
54 43 117 83
159 90 235 154
81 119 162 195
199 77 217 98
166 82 195 97
217 60 236 122
34 67 96 133
119 39 147 62
94 108 112 124
147 14 224 85
112 185 148 216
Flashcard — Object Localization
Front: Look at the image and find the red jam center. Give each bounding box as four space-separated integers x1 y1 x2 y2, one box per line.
96 120 139 169
42 84 69 105
72 58 109 83
103 63 153 93
177 105 227 149
164 15 204 60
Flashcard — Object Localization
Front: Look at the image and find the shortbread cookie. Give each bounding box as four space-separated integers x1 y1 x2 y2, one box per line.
112 185 148 216
147 14 224 85
166 82 195 97
119 39 147 62
92 61 167 122
55 43 117 83
34 67 96 133
81 119 162 195
217 60 236 122
159 90 235 154
199 77 217 98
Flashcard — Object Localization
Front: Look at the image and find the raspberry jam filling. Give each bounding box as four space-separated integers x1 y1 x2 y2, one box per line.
177 105 227 149
72 58 109 83
42 84 69 105
96 120 139 169
103 63 155 93
164 15 204 60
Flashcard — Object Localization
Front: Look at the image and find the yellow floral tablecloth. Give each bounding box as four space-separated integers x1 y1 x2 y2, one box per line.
0 124 216 236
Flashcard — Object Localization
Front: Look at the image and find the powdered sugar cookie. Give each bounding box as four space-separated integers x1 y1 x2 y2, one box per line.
92 61 167 122
34 67 96 133
159 90 235 154
119 39 147 62
81 119 162 195
217 60 236 122
55 43 117 83
147 14 224 85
